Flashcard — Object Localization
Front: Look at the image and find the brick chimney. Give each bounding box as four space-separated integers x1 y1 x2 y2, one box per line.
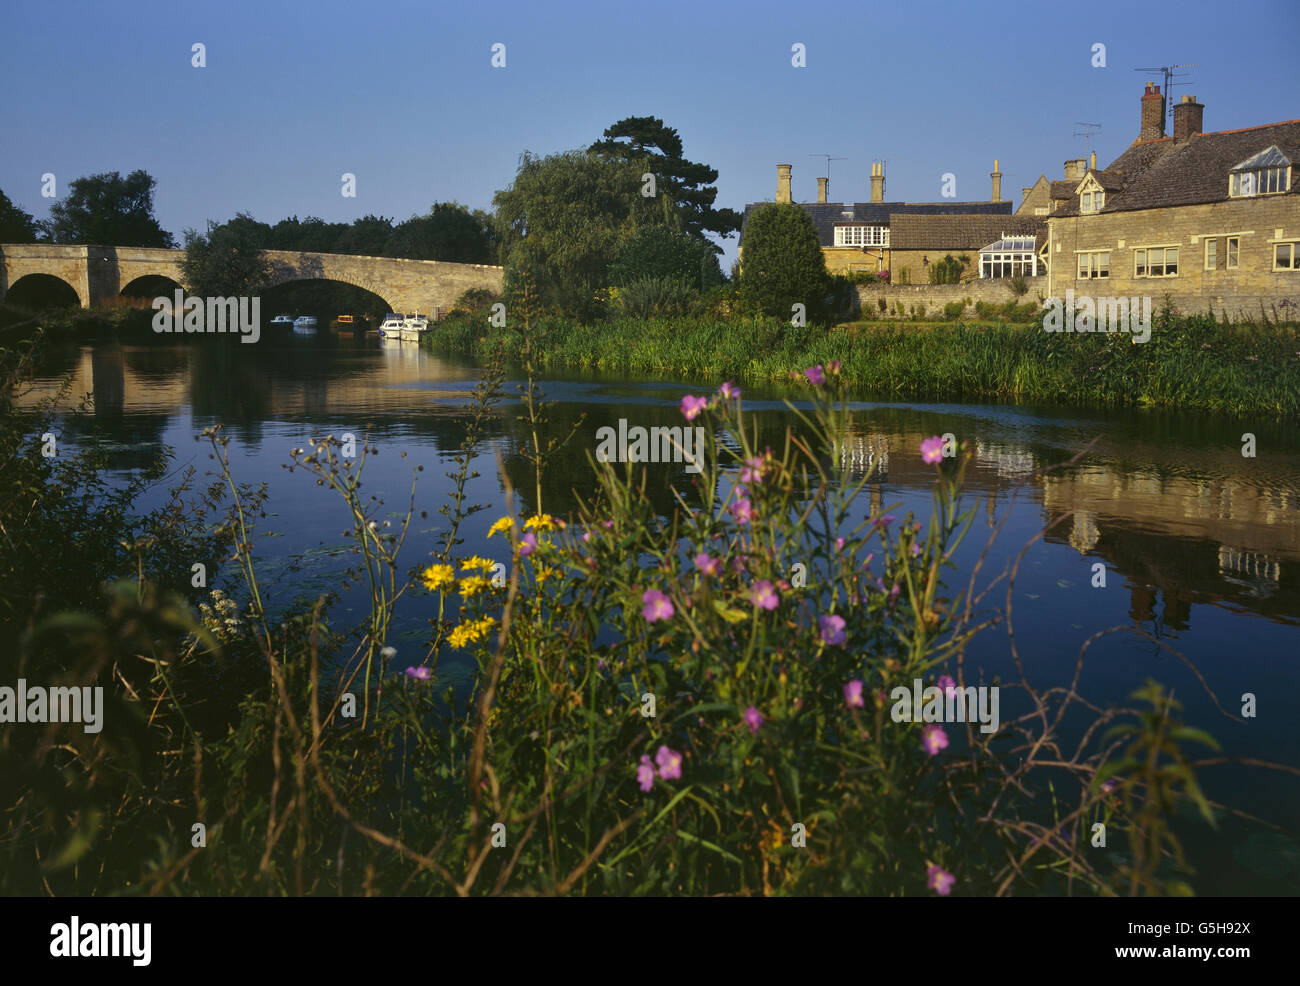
1140 82 1165 141
777 164 792 203
869 161 884 203
1063 158 1086 181
1173 94 1204 140
990 159 1002 202
817 176 828 203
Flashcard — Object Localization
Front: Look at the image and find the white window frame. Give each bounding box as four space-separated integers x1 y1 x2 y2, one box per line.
1135 246 1179 278
1204 238 1218 271
1230 166 1291 198
1226 236 1240 269
1077 250 1110 278
834 225 889 248
1274 242 1300 271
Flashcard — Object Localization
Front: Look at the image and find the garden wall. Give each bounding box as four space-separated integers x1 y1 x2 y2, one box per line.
853 276 1048 319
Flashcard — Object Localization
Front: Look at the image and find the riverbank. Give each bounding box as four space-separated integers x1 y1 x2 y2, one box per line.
422 310 1300 415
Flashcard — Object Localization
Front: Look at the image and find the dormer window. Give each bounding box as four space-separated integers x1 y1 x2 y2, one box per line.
1229 146 1292 197
1080 190 1104 213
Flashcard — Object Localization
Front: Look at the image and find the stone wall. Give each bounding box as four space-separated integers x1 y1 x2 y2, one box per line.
853 276 1048 318
1046 197 1300 321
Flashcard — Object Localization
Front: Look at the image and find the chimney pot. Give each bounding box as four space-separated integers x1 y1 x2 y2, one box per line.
1089 150 1096 170
990 159 1003 202
777 164 792 204
869 161 884 203
817 176 828 203
1140 83 1166 141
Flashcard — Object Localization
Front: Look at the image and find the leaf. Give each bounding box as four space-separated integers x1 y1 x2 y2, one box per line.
711 599 748 624
674 829 742 865
1168 726 1220 751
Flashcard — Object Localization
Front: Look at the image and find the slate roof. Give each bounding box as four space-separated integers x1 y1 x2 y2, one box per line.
1052 120 1300 217
889 214 1046 251
1049 180 1078 201
739 199 1013 246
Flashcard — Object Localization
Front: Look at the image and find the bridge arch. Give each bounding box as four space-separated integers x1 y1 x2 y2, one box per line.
121 274 183 301
4 272 83 308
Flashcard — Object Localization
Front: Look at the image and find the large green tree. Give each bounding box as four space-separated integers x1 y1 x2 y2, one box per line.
493 150 661 319
384 203 496 263
45 170 174 247
589 116 742 251
179 213 273 297
610 224 724 290
0 189 39 243
738 203 830 322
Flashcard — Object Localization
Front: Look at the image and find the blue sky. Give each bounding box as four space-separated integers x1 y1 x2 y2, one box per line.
2 0 1296 269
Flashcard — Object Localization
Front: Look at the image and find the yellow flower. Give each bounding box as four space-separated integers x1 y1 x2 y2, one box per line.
420 564 455 592
459 574 493 597
448 616 497 649
534 564 560 583
523 514 559 532
487 517 515 539
460 555 495 573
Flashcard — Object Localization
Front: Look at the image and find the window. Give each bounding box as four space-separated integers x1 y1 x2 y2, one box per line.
979 235 1038 278
1275 242 1299 271
1135 247 1179 277
834 225 889 247
1226 237 1239 269
1078 251 1110 278
1080 190 1104 213
1204 238 1218 270
1228 146 1292 198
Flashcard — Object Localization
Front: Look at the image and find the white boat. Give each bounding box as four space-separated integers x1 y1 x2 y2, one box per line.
377 312 404 338
398 313 429 342
270 314 294 328
293 315 318 329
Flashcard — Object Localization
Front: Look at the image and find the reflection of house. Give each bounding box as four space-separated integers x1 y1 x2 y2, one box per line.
1045 84 1300 317
739 163 1014 276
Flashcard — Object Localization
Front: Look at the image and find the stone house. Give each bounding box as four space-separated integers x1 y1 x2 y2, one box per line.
1045 84 1300 319
889 214 1046 285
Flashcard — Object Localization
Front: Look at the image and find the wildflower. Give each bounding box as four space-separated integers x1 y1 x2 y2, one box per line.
844 680 864 708
519 532 538 557
819 613 846 646
524 514 558 532
581 531 592 543
921 723 949 755
937 674 956 694
694 553 721 577
534 564 560 582
926 863 955 896
730 554 747 574
872 514 895 530
1100 778 1120 796
827 359 841 375
459 574 493 597
637 755 655 792
655 745 683 781
731 497 753 525
911 540 922 557
460 555 495 572
751 580 779 611
803 364 825 386
420 563 455 592
380 646 397 661
447 616 497 649
405 665 431 680
681 394 709 420
739 456 766 485
835 537 845 552
743 706 764 734
487 516 515 539
920 435 944 464
642 588 675 623
719 380 740 400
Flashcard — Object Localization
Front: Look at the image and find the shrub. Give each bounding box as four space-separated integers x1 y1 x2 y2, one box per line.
737 203 831 323
617 276 697 318
878 297 888 313
610 225 723 291
451 287 500 316
1007 275 1030 299
928 255 963 285
943 301 965 321
895 300 906 317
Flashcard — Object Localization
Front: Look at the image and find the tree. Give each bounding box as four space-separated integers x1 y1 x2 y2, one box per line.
589 116 742 252
179 213 273 297
610 225 724 290
384 203 495 263
928 254 963 285
0 189 39 243
335 214 395 257
266 216 348 253
738 204 830 322
493 150 661 319
45 170 174 247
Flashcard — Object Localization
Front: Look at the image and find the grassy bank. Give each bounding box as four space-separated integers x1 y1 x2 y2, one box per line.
424 309 1300 415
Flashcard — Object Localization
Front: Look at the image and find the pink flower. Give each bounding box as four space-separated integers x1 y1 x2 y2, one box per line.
920 435 944 464
680 394 709 421
844 680 864 708
405 665 431 680
921 724 949 756
637 755 655 792
519 532 538 556
655 745 683 780
731 497 753 525
719 380 740 400
642 588 675 623
730 554 747 574
739 456 765 485
937 674 956 694
872 514 895 530
926 863 955 896
694 553 721 577
911 540 922 557
835 537 845 551
819 613 846 646
751 580 779 611
743 706 764 734
582 530 592 543
827 359 841 374
803 364 825 386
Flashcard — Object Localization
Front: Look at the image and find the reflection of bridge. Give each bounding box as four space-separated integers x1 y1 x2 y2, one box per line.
0 243 503 314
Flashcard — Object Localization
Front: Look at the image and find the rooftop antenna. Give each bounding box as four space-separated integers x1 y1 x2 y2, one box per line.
1133 64 1200 120
809 152 847 193
1073 122 1102 156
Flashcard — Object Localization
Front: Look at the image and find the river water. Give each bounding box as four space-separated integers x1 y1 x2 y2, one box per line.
23 330 1300 894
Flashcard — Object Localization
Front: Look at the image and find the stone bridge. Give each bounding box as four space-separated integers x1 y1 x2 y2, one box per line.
0 243 503 315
